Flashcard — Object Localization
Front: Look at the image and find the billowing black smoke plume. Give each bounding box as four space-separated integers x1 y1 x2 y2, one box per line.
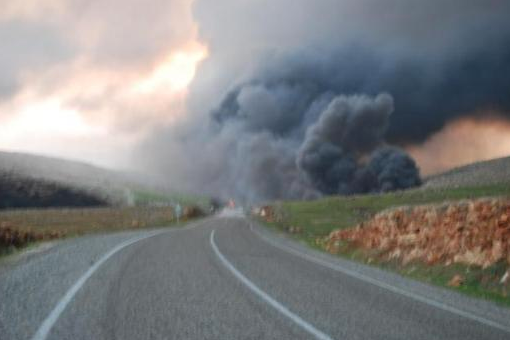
297 94 420 195
210 43 510 146
209 87 420 201
135 0 510 203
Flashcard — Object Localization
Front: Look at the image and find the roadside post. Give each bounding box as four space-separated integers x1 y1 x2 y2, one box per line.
175 203 182 224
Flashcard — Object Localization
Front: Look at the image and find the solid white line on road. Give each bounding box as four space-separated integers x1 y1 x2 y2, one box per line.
210 230 335 340
31 221 205 340
249 223 510 334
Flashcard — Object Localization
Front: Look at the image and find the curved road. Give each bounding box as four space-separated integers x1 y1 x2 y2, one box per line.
1 215 510 339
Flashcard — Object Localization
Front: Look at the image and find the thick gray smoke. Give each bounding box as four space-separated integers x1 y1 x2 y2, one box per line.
139 91 420 203
297 94 420 195
135 0 510 203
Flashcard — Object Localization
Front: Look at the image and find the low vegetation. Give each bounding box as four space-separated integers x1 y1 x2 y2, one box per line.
0 205 205 256
257 184 510 306
0 152 213 257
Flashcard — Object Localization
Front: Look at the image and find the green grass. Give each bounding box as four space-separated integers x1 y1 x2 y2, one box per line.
401 261 509 306
262 184 510 306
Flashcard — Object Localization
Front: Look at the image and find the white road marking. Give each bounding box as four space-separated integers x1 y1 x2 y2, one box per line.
31 221 205 340
210 230 334 340
249 223 510 334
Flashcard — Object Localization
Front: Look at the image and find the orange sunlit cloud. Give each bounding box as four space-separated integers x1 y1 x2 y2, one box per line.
0 0 203 168
0 41 208 168
406 113 510 175
133 43 208 95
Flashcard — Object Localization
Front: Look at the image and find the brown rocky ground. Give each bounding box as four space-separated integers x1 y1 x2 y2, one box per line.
326 198 510 284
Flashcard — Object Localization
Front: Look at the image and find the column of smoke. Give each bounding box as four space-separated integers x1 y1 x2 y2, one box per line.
135 0 510 204
208 84 420 202
297 94 420 195
140 83 422 203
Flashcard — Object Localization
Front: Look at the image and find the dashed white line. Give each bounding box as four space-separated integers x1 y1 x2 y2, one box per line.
210 230 335 340
249 223 510 334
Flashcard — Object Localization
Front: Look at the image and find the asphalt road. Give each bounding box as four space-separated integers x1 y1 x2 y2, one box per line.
1 214 510 340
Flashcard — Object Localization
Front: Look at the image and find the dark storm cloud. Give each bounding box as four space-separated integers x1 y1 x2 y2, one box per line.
136 0 510 202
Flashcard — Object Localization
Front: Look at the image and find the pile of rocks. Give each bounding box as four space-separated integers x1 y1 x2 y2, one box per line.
326 198 510 270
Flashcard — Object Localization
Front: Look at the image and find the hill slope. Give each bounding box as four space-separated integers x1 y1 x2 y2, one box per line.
0 151 207 208
0 151 132 204
424 156 510 189
0 172 106 209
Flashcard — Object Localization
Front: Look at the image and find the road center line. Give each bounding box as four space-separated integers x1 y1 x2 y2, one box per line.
210 230 335 340
31 221 204 340
249 223 510 334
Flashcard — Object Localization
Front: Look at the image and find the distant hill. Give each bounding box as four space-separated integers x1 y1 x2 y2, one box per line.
423 156 510 189
0 151 136 205
0 151 209 209
0 172 106 209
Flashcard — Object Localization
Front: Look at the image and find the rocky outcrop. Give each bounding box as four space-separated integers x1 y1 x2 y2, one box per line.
326 198 510 269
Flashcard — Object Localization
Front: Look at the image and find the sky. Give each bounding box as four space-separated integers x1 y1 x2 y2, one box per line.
0 0 205 167
1 1 510 200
